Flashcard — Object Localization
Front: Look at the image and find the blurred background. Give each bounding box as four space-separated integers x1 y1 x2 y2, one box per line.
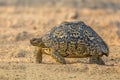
0 0 120 63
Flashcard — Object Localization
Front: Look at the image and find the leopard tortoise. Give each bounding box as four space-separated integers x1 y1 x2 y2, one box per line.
30 21 109 65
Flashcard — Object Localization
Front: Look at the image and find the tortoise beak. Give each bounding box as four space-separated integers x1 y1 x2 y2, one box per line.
30 38 42 46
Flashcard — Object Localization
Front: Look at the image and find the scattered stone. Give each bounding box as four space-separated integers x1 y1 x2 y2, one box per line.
16 51 26 58
69 11 79 19
16 31 29 41
11 24 23 28
116 31 120 38
115 21 120 29
33 26 37 30
115 21 120 38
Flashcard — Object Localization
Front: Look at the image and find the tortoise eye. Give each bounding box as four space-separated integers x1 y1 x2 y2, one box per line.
30 38 37 42
32 38 37 41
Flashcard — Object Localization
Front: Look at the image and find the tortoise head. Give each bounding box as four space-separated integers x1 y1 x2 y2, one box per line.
30 37 44 47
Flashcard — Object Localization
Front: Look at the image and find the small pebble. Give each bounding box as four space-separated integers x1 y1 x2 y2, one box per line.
16 31 29 41
69 11 79 19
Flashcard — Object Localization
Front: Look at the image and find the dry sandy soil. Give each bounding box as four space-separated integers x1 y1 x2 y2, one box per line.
0 0 120 80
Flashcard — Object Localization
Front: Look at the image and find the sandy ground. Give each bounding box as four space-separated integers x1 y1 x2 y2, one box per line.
0 1 120 80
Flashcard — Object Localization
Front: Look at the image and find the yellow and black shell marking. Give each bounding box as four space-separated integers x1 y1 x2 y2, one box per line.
42 21 109 58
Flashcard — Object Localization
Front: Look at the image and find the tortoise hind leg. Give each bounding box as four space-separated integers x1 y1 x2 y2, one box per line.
89 56 105 65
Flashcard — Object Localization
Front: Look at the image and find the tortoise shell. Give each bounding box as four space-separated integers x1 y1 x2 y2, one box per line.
41 21 109 58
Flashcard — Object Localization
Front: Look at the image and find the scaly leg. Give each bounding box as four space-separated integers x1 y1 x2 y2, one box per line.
52 51 66 64
34 47 42 63
89 56 105 65
42 48 66 64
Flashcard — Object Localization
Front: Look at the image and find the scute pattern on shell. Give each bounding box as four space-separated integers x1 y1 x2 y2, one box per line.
42 21 109 57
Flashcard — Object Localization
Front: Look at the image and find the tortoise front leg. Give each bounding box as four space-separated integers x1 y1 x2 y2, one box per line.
34 47 42 63
52 51 66 64
42 48 66 64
